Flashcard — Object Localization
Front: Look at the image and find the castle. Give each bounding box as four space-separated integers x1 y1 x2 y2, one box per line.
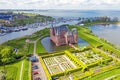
50 25 78 46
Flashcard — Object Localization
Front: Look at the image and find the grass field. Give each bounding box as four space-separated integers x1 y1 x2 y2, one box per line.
2 37 34 55
84 68 120 80
36 40 46 53
0 59 31 80
28 43 34 54
22 60 31 80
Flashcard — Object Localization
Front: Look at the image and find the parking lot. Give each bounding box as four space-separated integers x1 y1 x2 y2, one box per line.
31 56 47 80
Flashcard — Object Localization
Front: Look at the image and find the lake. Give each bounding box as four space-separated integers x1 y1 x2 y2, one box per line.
89 24 120 45
16 10 120 18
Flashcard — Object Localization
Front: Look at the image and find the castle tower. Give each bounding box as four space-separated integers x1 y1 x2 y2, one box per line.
50 25 78 46
72 28 78 43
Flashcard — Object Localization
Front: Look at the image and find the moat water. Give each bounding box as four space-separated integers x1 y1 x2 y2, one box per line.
41 37 89 52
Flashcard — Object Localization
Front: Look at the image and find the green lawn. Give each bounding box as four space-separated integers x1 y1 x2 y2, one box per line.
84 68 120 80
0 59 31 80
84 21 118 27
2 36 35 55
36 40 46 54
0 60 22 80
2 37 31 55
22 60 31 80
28 43 34 54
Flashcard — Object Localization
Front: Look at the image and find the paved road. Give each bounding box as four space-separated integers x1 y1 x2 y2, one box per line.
69 43 79 50
32 38 48 80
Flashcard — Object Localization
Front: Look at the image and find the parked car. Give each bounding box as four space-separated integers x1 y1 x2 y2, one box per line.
32 65 39 70
33 71 39 75
35 77 41 80
29 56 38 62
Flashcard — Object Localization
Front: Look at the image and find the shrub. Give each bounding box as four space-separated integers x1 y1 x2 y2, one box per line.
14 54 24 60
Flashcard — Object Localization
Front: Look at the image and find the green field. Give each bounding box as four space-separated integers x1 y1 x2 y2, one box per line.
2 37 34 55
0 59 31 80
85 68 120 80
28 43 34 54
36 40 46 53
22 60 31 80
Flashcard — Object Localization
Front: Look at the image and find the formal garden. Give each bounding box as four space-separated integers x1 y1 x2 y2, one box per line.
43 55 77 75
39 46 120 80
72 48 113 66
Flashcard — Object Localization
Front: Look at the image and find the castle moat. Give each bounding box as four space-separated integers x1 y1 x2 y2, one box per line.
41 37 89 52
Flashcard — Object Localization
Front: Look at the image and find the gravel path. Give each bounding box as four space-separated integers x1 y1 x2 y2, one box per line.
19 61 24 80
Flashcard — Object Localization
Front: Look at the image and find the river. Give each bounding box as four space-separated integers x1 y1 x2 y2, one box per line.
89 24 120 45
1 10 120 44
0 20 78 44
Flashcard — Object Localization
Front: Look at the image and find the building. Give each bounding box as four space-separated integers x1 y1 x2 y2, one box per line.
50 25 78 46
0 13 29 21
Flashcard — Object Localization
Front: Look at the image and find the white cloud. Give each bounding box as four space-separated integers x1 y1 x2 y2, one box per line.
0 0 120 10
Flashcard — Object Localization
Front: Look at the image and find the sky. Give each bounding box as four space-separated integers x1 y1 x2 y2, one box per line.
0 0 120 10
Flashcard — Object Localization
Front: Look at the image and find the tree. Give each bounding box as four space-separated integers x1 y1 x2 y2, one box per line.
0 46 15 79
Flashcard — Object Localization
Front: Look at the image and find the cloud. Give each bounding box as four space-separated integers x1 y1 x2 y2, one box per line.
0 0 120 10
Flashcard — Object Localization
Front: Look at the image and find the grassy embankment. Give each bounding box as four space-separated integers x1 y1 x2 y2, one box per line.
0 59 31 80
84 21 120 26
2 27 51 55
35 28 49 54
84 68 120 80
2 37 34 55
77 26 120 56
69 21 120 56
1 28 49 55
